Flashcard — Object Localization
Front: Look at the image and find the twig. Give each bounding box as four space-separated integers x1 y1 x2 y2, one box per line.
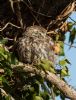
21 0 41 25
64 42 76 48
59 2 75 18
0 88 15 100
21 0 52 18
69 16 76 23
0 22 21 32
36 0 45 18
68 16 76 27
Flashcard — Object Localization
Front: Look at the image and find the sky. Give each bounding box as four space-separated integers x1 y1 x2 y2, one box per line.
65 11 76 87
57 11 76 100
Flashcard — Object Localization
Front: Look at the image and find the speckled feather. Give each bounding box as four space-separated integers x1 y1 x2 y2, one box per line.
16 26 53 64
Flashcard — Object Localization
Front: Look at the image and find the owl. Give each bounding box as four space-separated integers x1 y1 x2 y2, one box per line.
16 26 53 64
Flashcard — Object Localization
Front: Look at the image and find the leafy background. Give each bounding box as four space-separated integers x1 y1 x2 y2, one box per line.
57 11 76 100
0 0 76 100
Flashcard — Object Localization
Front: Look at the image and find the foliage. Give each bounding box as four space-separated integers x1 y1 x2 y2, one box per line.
0 30 72 100
68 23 76 45
0 0 76 100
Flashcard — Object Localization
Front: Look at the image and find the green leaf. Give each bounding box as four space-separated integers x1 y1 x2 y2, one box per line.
61 67 69 77
2 77 11 93
5 96 11 100
69 28 76 45
59 59 70 67
59 59 67 66
5 68 12 76
56 34 60 41
2 77 9 85
0 77 3 81
36 59 56 73
0 45 9 60
68 22 73 30
59 41 65 56
40 92 50 100
33 96 43 100
36 75 44 84
40 59 54 67
65 59 71 65
0 38 8 45
10 53 19 65
33 81 40 95
53 86 60 96
0 76 3 84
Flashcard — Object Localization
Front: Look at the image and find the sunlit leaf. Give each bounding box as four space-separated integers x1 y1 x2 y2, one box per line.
61 67 69 77
33 96 43 100
59 59 70 67
36 59 56 73
5 96 11 100
68 22 73 30
59 59 67 66
59 41 65 56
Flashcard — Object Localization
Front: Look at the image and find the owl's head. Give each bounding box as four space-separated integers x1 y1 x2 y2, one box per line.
23 25 47 38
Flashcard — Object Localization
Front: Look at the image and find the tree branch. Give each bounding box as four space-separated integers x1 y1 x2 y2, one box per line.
64 42 76 48
12 64 76 100
0 22 21 32
0 88 15 100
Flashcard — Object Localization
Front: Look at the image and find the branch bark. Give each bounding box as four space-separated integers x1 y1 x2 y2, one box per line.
0 88 15 100
12 64 76 100
0 22 21 31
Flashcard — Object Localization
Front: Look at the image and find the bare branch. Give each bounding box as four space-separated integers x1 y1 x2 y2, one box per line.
0 22 21 32
64 42 76 48
0 88 15 100
9 0 14 12
21 0 41 25
58 2 75 19
69 16 76 23
21 0 52 18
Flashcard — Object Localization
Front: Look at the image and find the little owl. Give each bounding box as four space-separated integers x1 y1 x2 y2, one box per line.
16 26 53 64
